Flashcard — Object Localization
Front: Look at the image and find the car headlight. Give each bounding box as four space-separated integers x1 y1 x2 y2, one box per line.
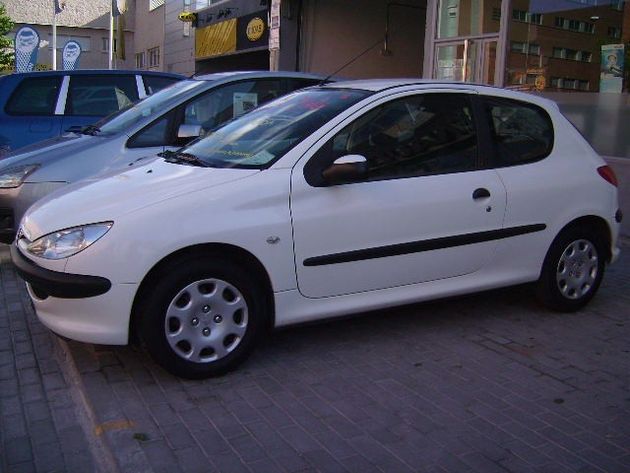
0 164 39 188
26 222 113 260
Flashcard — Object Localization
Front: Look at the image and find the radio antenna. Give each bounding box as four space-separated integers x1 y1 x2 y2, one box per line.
320 37 384 83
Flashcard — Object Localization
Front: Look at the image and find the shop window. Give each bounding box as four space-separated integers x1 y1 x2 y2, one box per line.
102 37 117 52
135 52 145 69
513 9 527 22
550 77 561 88
608 27 621 39
437 0 499 39
148 47 160 69
566 49 579 60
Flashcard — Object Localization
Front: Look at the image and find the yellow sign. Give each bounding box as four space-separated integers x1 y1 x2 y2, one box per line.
246 17 265 42
178 11 197 23
195 18 237 58
535 75 546 91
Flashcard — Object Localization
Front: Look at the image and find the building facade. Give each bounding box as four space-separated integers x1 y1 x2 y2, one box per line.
180 0 628 93
4 0 134 70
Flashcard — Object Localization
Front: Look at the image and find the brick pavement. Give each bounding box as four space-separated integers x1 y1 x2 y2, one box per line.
1 243 629 473
0 247 96 473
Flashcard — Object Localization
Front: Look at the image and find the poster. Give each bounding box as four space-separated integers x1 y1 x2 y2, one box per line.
269 0 281 51
600 44 624 93
233 92 258 118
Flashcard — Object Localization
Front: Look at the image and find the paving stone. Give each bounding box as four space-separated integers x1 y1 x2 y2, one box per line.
3 244 630 473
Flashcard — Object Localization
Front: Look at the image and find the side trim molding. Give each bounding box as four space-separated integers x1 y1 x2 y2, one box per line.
303 224 547 267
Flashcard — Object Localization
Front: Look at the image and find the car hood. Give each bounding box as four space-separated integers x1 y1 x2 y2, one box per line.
0 133 101 172
22 157 259 240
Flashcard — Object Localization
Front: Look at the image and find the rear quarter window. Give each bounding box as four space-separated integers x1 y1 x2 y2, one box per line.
143 75 180 95
5 76 62 115
483 96 554 167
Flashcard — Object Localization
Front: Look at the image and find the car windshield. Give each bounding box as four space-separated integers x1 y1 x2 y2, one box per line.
96 80 206 135
177 88 370 169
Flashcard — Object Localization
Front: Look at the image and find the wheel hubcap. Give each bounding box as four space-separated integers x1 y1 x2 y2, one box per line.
556 239 598 300
164 278 248 363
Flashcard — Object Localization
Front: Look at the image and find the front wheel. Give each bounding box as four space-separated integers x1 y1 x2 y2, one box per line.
138 256 268 378
536 228 606 312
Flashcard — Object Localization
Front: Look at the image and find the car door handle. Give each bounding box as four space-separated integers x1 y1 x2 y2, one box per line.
472 188 491 200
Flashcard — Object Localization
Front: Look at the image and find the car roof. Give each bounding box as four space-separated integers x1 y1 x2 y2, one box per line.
4 70 185 79
193 70 326 82
322 79 558 109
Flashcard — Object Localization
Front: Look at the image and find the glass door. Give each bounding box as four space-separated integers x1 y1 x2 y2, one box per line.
435 38 498 84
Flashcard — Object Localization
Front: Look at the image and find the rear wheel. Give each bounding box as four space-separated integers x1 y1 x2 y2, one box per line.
536 227 605 312
138 255 268 378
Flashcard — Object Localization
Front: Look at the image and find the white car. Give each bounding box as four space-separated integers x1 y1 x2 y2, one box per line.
12 80 622 378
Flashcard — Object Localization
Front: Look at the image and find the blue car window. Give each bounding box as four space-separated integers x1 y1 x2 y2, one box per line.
5 76 62 116
66 75 139 116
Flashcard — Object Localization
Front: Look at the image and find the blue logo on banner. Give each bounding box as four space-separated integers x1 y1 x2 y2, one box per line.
62 40 82 70
14 26 40 73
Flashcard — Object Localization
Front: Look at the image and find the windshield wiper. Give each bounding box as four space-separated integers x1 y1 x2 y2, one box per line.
80 124 101 136
160 150 211 167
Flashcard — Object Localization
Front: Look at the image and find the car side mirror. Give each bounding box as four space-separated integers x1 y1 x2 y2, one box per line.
177 124 202 139
321 154 368 185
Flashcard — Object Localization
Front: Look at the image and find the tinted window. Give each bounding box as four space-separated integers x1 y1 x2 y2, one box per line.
5 76 62 115
143 75 180 95
66 75 139 116
97 80 202 136
484 97 554 166
316 93 478 183
183 80 283 135
128 116 170 148
179 88 370 169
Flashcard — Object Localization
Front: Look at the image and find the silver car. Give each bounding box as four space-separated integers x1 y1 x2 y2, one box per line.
0 71 325 243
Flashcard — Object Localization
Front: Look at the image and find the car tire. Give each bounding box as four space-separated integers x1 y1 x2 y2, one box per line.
138 255 268 379
536 226 606 312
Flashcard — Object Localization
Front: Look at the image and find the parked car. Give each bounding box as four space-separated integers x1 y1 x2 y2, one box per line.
0 71 326 243
11 80 622 378
0 69 184 156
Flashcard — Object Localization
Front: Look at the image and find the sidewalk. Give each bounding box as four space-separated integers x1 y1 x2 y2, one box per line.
1 242 630 473
0 247 97 473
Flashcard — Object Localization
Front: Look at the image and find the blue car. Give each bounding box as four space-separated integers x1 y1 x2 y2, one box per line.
0 70 184 157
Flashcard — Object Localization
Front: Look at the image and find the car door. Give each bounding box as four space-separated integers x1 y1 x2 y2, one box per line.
2 75 64 150
290 90 507 298
61 74 139 132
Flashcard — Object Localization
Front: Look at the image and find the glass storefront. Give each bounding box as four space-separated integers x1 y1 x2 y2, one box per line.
428 0 628 92
506 0 627 92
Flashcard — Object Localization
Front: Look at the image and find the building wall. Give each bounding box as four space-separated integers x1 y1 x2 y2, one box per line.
299 0 427 79
164 0 195 75
134 0 166 70
508 0 626 92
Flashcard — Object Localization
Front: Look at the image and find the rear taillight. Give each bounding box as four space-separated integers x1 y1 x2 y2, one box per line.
597 165 618 187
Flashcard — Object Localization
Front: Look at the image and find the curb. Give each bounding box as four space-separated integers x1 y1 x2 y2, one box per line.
53 337 123 473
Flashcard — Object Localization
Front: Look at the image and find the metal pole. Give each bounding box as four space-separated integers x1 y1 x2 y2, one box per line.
109 7 114 69
52 1 57 70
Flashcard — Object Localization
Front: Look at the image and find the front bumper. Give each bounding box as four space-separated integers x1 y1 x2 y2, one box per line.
11 244 136 345
11 243 111 298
